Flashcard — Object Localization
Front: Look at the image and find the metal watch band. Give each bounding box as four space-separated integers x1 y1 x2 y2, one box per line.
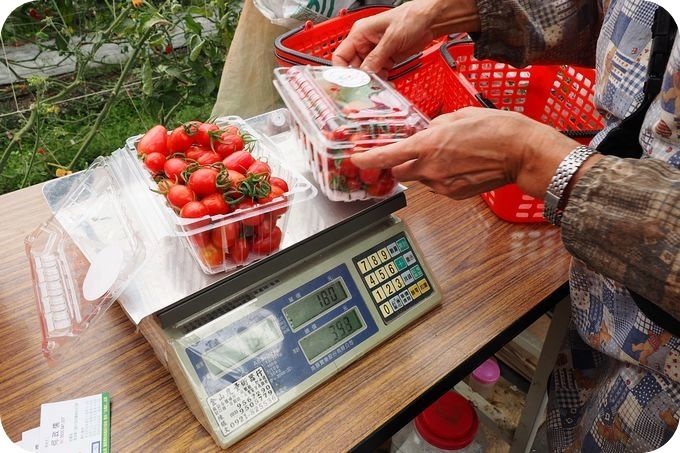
543 145 598 226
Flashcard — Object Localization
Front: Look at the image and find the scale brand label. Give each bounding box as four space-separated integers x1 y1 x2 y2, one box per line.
207 367 278 436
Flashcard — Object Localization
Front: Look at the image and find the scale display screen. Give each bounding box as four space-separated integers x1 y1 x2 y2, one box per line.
299 308 365 362
283 278 349 330
203 316 282 376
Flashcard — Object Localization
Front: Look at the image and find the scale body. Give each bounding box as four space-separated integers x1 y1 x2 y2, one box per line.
42 109 442 449
155 211 441 448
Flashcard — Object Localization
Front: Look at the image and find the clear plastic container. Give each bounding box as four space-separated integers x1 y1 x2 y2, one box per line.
124 116 317 274
274 66 429 201
25 113 317 359
391 391 482 453
26 155 154 360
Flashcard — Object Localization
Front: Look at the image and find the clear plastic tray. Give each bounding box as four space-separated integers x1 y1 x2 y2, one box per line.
26 114 317 359
26 156 153 360
124 116 317 274
274 66 428 201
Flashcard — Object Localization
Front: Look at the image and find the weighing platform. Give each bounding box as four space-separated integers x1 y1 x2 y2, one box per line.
41 109 442 448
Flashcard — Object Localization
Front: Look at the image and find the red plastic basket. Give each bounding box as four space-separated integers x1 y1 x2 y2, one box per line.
440 40 605 223
275 6 451 118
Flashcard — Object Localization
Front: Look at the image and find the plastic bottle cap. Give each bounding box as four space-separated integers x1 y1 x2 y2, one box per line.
471 358 500 385
414 391 478 450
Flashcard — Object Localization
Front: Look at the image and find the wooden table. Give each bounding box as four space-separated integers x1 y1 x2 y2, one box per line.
0 181 570 452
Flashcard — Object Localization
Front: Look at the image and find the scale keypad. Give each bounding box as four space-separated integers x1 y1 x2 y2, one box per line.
353 233 434 323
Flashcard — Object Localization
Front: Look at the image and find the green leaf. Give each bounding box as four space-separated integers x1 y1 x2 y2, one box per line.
142 58 153 97
184 14 203 35
142 15 171 32
189 39 205 62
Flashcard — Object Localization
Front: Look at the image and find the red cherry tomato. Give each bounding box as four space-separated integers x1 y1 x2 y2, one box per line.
180 200 208 218
186 145 210 161
223 150 256 173
166 184 195 210
167 123 197 153
254 214 276 238
248 161 271 178
359 168 381 185
237 198 264 226
226 169 246 189
211 222 240 251
195 123 219 147
339 158 359 179
144 152 166 174
366 177 396 197
189 231 211 248
199 243 224 268
164 157 188 183
214 133 244 157
202 192 230 216
227 237 250 265
252 226 282 254
188 168 218 197
197 151 222 166
269 176 289 192
137 125 168 156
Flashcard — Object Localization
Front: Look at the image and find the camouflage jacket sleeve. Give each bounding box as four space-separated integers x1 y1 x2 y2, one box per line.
561 156 680 315
473 0 602 67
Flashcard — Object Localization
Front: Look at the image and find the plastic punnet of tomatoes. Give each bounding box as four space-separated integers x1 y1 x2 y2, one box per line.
274 66 429 201
125 116 317 274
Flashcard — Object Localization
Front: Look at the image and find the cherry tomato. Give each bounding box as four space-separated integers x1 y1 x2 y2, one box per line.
237 198 264 226
202 193 230 216
254 214 276 238
144 152 166 174
258 184 284 204
195 123 219 147
180 200 208 218
197 151 222 166
189 231 211 248
211 222 240 251
339 158 359 179
269 176 289 192
366 177 396 197
226 169 246 188
188 168 218 198
359 168 381 185
252 226 282 254
223 150 256 173
164 157 188 183
137 125 168 156
167 123 197 153
221 125 241 136
227 237 250 265
186 145 210 161
166 184 195 210
214 133 244 158
199 243 224 268
248 161 271 178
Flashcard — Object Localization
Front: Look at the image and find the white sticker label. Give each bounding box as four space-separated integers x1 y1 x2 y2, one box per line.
323 67 371 88
207 367 278 437
82 245 124 301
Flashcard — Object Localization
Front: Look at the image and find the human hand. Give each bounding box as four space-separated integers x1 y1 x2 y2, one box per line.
332 0 480 74
350 107 584 200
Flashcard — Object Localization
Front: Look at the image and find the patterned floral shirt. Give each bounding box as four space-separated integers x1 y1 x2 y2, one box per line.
474 0 680 450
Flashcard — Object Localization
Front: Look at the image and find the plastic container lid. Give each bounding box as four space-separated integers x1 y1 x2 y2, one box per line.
471 358 500 385
414 391 478 451
273 66 428 155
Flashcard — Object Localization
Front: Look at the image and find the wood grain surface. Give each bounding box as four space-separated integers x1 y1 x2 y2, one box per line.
0 181 570 452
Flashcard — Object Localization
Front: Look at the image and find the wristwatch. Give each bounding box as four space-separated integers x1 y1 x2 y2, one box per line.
543 145 598 226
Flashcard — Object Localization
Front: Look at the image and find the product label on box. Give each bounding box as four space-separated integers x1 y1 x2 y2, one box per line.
323 68 370 88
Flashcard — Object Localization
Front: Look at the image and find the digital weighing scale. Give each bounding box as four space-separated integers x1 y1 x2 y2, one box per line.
43 109 442 448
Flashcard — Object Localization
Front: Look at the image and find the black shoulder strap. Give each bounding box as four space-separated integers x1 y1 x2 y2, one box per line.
595 6 679 336
596 6 677 158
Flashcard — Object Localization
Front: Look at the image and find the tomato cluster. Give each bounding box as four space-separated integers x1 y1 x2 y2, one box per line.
135 120 291 271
